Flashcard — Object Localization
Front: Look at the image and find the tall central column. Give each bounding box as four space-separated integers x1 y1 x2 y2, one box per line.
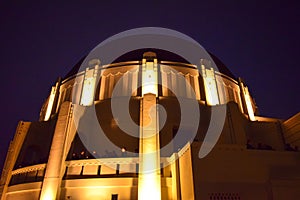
138 52 161 200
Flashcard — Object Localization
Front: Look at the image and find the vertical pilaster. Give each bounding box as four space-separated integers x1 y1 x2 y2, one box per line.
238 78 256 121
201 60 220 105
0 122 31 200
141 53 158 97
80 60 100 106
170 153 181 200
39 102 73 200
178 143 195 200
138 52 161 200
192 74 201 100
138 94 161 200
44 79 61 121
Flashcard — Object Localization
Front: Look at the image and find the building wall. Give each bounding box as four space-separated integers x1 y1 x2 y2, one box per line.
6 182 42 200
2 58 300 200
40 61 253 121
190 142 300 200
282 112 300 149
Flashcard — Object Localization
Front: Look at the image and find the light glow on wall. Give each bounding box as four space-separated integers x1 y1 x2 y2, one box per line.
40 188 55 200
243 86 256 121
44 86 56 121
202 66 220 105
138 93 161 200
138 172 161 200
142 59 158 96
80 68 97 106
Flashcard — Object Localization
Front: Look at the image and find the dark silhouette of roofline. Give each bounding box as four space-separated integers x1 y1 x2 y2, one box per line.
64 49 235 79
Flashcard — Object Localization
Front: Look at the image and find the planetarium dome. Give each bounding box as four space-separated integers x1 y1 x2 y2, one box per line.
64 48 235 79
41 49 251 122
2 46 299 200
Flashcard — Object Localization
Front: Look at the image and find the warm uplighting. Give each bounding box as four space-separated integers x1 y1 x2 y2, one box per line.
138 173 161 200
44 86 56 121
80 66 99 106
138 93 161 200
141 58 158 96
240 82 256 121
4 48 295 200
244 89 255 121
80 76 96 106
201 65 220 105
40 189 55 200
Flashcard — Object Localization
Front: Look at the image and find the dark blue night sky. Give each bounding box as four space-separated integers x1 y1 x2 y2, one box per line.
0 1 299 172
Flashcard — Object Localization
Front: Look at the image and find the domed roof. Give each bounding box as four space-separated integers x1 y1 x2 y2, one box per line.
64 49 235 79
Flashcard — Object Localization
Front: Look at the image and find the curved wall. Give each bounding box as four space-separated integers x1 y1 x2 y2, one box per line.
40 59 256 121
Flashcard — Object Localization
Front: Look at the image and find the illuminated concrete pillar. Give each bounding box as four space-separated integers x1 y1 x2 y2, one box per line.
39 102 73 200
141 53 158 97
170 153 180 200
138 52 161 200
201 60 220 105
192 74 201 100
122 71 129 96
160 69 168 96
178 143 195 200
131 69 138 96
44 80 60 121
99 74 106 100
171 71 177 96
80 59 100 106
238 78 256 121
0 122 31 200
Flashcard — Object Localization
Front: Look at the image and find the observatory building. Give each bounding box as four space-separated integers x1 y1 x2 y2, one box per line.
0 49 299 200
